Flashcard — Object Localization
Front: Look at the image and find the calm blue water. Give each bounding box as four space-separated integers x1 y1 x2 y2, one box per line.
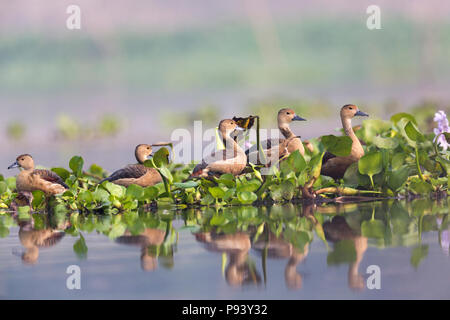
0 201 449 299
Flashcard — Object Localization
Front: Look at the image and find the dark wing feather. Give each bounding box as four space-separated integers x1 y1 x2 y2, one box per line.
102 164 148 183
33 169 69 189
322 151 336 164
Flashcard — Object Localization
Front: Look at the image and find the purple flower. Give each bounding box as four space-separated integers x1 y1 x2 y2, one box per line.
433 110 450 150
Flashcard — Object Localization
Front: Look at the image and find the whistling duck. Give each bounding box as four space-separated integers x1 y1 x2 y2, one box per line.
17 220 66 265
246 108 307 164
321 104 369 180
195 231 261 287
190 119 247 178
323 215 368 290
100 144 162 187
116 228 166 271
8 154 68 195
253 231 309 290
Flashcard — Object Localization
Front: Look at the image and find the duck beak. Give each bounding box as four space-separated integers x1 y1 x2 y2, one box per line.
292 115 307 121
355 110 369 117
8 161 19 169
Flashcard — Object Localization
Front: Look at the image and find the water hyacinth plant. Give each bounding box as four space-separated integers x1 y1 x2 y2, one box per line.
0 111 449 215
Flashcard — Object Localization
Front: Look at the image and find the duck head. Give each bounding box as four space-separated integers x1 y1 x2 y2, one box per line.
135 144 153 164
340 104 369 119
8 154 34 170
278 108 306 126
218 119 244 138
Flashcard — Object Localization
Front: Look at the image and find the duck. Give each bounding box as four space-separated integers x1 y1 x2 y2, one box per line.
8 154 68 195
321 104 369 180
195 231 261 287
246 108 307 165
116 228 167 271
100 144 162 187
190 119 247 178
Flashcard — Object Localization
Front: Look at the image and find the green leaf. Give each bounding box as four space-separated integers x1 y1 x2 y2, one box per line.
391 113 417 126
217 174 236 188
159 166 173 184
358 152 383 181
69 156 84 177
359 152 383 177
209 186 226 199
236 179 261 193
152 147 170 167
409 180 433 194
73 234 88 259
361 219 385 238
391 153 406 170
103 182 125 198
51 168 71 181
143 186 159 201
373 135 398 149
31 190 45 209
0 181 7 195
321 135 353 157
237 191 257 204
126 184 145 200
88 164 104 176
388 166 409 191
6 177 16 190
404 121 425 143
280 150 306 175
93 188 110 203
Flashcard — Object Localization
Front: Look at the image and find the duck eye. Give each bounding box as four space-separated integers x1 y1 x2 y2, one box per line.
286 112 290 115
349 107 353 110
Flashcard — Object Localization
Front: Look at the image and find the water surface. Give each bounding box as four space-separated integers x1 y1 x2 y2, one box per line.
0 200 449 299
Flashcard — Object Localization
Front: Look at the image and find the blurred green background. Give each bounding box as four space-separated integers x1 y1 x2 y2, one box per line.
1 0 449 170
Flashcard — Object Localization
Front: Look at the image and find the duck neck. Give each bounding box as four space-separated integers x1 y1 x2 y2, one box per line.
342 117 358 140
222 131 244 156
278 122 295 139
342 117 363 157
135 153 147 164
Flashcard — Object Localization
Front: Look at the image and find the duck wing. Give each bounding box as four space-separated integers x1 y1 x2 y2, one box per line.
322 151 336 164
190 149 242 177
101 164 148 183
33 169 69 189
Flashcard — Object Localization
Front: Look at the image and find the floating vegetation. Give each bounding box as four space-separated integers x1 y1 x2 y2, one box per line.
1 200 448 271
0 112 448 215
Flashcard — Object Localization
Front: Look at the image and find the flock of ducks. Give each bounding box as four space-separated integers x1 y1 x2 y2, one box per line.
7 104 368 198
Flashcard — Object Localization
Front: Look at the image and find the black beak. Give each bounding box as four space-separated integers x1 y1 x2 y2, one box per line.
355 110 369 117
8 161 19 169
293 115 307 121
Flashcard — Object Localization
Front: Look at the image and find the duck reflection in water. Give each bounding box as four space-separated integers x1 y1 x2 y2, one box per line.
115 228 174 272
323 215 368 291
253 231 309 290
14 218 69 265
195 231 262 287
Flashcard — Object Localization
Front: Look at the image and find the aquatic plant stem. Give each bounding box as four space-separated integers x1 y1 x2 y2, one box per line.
414 147 425 181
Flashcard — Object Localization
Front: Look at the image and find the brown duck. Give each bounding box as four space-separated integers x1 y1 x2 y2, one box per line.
100 144 162 187
321 104 368 180
190 119 247 178
8 154 68 195
246 108 307 164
